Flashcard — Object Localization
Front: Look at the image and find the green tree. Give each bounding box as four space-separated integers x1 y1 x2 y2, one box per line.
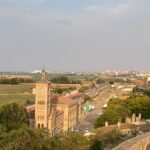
51 76 70 84
0 128 46 150
96 78 105 84
109 81 114 85
0 103 29 131
25 99 34 106
95 101 130 128
0 78 19 85
95 95 150 128
55 132 88 150
90 130 124 150
84 94 92 102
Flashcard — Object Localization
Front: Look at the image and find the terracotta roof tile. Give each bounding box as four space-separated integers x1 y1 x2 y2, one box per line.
51 96 78 106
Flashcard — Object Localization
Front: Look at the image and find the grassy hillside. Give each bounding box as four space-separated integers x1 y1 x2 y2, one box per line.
0 84 35 106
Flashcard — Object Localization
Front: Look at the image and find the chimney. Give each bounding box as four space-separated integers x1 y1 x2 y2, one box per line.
117 121 121 128
138 113 142 122
105 121 108 127
132 114 136 123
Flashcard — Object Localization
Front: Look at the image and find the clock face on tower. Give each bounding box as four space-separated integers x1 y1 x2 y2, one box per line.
41 89 44 94
37 88 45 95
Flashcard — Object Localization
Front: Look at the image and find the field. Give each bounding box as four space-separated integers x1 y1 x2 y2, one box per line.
0 84 35 106
0 73 94 106
0 83 81 106
31 73 95 81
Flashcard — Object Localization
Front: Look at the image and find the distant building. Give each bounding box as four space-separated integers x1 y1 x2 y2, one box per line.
146 77 150 87
31 70 41 74
35 69 83 136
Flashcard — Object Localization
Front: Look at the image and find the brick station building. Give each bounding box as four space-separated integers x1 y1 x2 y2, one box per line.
35 70 83 136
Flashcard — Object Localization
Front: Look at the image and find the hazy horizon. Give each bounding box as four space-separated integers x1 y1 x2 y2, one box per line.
0 0 150 72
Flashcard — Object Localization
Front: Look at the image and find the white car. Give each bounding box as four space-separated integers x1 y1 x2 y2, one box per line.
74 128 79 132
102 104 108 109
90 105 95 110
85 128 89 132
98 112 103 115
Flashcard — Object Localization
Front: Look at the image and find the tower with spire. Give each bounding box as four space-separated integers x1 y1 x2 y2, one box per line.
35 68 50 129
34 69 83 136
41 68 46 79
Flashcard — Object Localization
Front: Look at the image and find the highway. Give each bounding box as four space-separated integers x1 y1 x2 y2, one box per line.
75 87 117 131
85 83 110 98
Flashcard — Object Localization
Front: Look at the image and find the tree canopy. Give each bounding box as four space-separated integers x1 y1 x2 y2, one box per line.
95 95 150 128
51 76 81 84
0 102 139 150
0 103 29 131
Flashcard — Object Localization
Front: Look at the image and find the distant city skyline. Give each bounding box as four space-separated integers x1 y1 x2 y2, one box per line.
0 0 150 72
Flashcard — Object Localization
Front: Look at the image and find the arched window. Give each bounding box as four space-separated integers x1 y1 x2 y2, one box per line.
42 124 44 128
38 123 40 128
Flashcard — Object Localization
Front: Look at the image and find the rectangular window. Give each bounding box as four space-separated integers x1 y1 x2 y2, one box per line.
37 116 44 120
37 101 45 105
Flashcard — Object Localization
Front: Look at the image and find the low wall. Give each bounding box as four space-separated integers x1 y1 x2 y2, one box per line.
113 132 150 150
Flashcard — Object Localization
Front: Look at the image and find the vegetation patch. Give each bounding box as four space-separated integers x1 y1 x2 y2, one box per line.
95 95 150 128
0 84 35 106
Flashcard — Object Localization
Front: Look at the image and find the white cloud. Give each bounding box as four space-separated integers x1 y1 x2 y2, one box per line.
85 0 135 16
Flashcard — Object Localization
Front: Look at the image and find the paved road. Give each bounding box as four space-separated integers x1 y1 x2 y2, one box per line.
85 84 109 98
75 88 117 131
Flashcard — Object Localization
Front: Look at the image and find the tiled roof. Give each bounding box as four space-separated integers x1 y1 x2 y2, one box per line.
51 96 78 106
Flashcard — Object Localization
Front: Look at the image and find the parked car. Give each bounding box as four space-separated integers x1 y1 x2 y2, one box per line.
102 104 108 109
74 128 79 132
98 112 103 115
85 128 89 132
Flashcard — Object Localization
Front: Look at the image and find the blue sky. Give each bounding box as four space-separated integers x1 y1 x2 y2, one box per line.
0 0 150 72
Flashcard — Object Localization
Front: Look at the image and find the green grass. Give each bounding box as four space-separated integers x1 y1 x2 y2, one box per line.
0 84 35 106
0 73 95 106
0 95 35 106
0 84 35 94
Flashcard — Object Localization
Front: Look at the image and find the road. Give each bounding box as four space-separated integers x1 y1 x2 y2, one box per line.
75 88 117 131
85 83 109 98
